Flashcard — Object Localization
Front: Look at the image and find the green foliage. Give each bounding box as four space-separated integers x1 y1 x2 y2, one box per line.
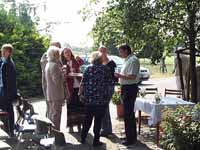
161 103 200 150
0 3 50 97
112 88 121 105
81 0 200 65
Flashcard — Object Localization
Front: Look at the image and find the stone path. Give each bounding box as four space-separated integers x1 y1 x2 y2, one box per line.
3 99 163 150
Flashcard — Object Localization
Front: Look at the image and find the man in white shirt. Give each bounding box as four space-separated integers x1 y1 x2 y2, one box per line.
115 44 140 146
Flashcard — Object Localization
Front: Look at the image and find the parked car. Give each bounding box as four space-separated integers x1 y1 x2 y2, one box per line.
80 55 150 83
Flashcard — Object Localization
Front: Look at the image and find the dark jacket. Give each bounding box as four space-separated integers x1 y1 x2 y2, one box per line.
0 57 17 104
106 60 118 85
81 64 113 106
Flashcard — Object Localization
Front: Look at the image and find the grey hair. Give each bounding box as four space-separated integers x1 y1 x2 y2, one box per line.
98 45 107 50
47 46 60 62
1 43 13 52
90 51 102 65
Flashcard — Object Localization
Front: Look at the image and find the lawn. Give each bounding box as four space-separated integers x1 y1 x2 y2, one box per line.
140 56 174 78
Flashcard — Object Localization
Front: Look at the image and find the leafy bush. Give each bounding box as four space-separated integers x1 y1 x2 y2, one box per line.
0 3 50 97
112 88 122 105
161 103 200 150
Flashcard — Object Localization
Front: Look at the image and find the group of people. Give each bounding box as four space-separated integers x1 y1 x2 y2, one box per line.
0 42 140 147
41 42 140 146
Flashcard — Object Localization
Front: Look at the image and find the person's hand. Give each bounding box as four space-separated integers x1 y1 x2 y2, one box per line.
62 65 67 73
61 100 65 106
114 73 121 78
75 56 81 61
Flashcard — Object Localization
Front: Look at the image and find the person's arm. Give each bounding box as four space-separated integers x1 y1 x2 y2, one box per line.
114 59 139 80
51 64 63 85
7 59 17 101
78 67 89 95
114 73 137 80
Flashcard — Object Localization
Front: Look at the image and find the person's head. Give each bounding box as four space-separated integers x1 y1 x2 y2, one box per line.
1 44 13 58
90 51 102 65
50 41 61 48
47 46 60 62
118 44 132 58
98 46 108 55
61 47 75 62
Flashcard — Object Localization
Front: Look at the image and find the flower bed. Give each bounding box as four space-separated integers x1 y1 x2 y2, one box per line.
161 103 200 150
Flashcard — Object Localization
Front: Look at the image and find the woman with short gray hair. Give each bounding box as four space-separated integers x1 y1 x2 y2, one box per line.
45 46 66 130
80 51 112 147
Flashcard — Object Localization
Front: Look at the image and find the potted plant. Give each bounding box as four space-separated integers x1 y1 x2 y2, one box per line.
112 88 124 118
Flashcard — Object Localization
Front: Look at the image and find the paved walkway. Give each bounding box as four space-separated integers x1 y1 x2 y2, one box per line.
4 99 163 150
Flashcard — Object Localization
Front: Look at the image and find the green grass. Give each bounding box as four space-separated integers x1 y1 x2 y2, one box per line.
140 56 200 79
140 56 174 78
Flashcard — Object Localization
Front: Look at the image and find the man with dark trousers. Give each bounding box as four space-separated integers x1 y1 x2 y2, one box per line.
0 44 17 136
114 44 140 146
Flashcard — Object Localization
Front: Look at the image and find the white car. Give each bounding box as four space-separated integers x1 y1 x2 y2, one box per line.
139 67 150 81
80 55 150 83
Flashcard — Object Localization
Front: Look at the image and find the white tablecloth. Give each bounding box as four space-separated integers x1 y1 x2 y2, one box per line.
134 97 195 125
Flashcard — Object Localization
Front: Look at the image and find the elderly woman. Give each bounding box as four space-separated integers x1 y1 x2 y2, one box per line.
40 41 61 118
61 47 84 133
80 51 112 147
45 46 66 130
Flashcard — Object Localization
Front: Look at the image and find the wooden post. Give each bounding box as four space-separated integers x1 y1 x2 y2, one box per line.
156 122 160 145
177 52 186 99
138 110 141 135
186 66 190 100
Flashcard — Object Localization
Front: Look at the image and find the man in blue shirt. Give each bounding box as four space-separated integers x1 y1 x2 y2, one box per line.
0 44 17 136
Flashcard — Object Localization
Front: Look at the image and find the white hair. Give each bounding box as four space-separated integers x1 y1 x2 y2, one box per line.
47 46 60 62
90 51 102 64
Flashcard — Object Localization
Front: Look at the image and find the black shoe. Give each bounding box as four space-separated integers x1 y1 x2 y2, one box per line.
93 141 104 147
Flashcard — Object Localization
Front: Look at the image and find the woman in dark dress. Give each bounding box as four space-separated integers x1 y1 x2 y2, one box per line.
61 47 85 133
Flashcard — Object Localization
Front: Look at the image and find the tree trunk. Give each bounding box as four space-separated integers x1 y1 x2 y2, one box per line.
188 7 197 103
177 53 185 99
189 41 197 103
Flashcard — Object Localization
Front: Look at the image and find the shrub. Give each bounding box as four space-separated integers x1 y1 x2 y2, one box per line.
112 88 122 105
161 103 200 150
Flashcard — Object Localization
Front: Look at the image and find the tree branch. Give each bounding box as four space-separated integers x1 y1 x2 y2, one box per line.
152 16 189 34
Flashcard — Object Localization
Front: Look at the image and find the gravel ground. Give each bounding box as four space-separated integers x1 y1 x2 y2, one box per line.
3 99 163 150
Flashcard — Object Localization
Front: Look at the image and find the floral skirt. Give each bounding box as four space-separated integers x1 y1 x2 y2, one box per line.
67 88 86 127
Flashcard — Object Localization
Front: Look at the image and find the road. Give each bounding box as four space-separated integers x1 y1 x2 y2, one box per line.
139 77 177 93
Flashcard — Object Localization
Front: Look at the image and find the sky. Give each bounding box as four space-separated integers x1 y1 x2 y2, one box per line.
28 0 107 47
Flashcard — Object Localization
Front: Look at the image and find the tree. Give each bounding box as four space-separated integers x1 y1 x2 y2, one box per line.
0 2 49 97
154 0 200 102
82 0 200 102
82 0 181 64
